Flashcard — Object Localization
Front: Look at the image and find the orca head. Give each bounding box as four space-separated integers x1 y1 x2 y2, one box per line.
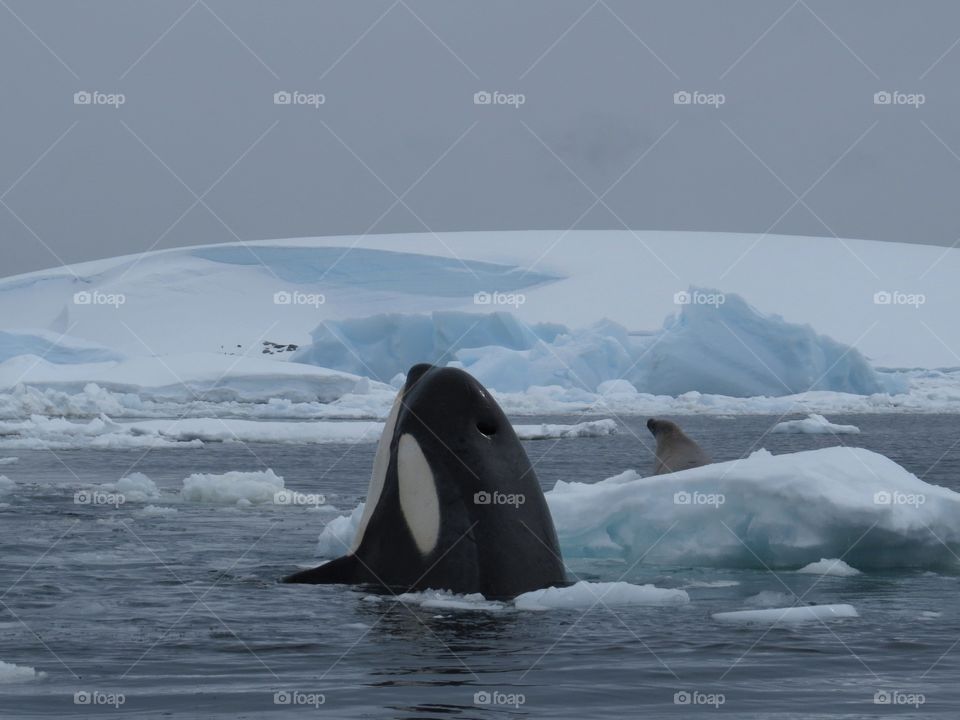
353 363 566 598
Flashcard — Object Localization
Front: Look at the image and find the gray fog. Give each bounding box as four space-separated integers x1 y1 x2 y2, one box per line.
2 0 959 277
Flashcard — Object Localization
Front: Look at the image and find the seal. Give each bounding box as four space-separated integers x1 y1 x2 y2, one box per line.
646 418 711 475
283 364 567 599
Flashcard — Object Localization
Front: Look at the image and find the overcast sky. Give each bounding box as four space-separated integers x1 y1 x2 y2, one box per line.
2 0 959 277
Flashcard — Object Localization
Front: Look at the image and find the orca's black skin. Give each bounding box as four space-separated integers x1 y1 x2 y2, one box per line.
283 364 567 599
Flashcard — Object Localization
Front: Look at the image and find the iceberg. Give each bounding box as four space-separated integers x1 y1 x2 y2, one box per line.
293 291 900 397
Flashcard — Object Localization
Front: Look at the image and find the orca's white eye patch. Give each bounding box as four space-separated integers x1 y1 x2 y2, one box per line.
397 433 440 557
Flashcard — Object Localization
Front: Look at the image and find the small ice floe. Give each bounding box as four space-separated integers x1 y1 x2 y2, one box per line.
180 469 283 506
513 419 618 440
713 604 858 625
771 414 860 434
139 505 178 516
397 590 508 613
0 660 45 683
682 580 740 589
796 558 861 576
514 581 689 611
0 475 13 495
0 457 17 465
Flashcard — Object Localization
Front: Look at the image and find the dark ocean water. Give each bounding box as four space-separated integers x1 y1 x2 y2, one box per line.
1 413 959 719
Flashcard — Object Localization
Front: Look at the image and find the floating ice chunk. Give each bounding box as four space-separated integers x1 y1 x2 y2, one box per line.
713 604 858 625
682 580 740 589
181 469 284 505
514 581 689 611
547 446 960 570
113 472 160 501
772 414 860 434
0 476 13 495
397 590 508 612
316 503 364 557
513 419 617 440
0 457 17 465
0 660 45 683
796 558 862 576
139 505 178 516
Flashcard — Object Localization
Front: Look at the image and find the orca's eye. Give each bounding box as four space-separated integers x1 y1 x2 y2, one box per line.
476 420 497 437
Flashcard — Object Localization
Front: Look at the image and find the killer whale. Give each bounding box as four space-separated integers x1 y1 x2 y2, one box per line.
283 364 567 598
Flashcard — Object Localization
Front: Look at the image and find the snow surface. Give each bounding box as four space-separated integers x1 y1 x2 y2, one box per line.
712 604 859 625
796 558 862 576
319 446 960 570
772 414 861 435
1 230 957 419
